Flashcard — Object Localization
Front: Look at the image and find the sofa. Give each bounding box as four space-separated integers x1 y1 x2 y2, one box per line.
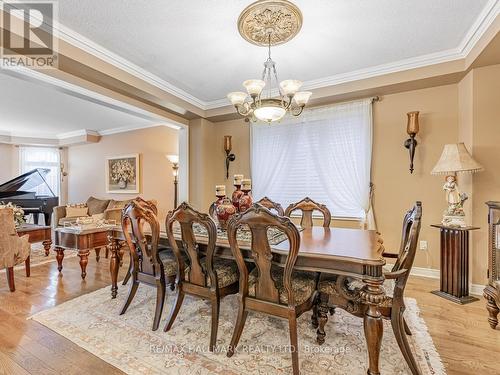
53 196 132 228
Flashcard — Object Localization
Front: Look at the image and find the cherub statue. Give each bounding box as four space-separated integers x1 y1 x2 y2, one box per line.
443 175 466 218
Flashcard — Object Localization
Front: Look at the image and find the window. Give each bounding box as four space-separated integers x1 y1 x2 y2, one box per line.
251 99 372 219
19 146 60 196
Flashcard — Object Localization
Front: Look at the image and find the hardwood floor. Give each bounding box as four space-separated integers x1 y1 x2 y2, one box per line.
0 253 499 375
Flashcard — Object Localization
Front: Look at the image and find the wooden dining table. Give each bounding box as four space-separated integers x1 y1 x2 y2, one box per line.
107 225 387 375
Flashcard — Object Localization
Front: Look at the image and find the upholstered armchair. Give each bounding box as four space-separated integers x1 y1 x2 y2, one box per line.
0 208 31 292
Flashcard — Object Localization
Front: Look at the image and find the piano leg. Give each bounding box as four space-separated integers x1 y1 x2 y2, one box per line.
44 212 51 226
33 213 39 225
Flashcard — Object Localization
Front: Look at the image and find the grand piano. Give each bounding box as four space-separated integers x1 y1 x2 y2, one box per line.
0 168 59 226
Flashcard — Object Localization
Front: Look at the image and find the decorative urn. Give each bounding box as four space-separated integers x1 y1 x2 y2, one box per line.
238 179 253 212
232 174 244 211
216 197 237 230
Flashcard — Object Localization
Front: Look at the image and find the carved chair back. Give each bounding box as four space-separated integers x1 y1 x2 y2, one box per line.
284 197 331 228
121 198 162 278
390 201 422 301
227 204 301 306
165 202 218 288
256 197 285 216
0 208 17 236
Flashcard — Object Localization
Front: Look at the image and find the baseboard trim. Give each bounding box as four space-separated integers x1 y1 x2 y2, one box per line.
388 264 485 297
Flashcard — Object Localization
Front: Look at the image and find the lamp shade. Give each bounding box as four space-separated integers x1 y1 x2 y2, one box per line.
166 154 179 164
431 143 483 175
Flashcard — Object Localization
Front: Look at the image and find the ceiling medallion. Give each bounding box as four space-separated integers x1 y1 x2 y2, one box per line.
228 0 311 124
238 0 303 46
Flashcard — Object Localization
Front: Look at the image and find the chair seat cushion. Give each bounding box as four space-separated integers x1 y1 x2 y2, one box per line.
318 275 395 298
248 265 316 306
158 249 179 277
185 258 239 288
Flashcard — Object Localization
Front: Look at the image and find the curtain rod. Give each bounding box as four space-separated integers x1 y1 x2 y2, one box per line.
304 95 381 112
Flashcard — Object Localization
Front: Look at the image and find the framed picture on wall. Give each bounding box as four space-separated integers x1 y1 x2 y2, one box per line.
105 154 140 194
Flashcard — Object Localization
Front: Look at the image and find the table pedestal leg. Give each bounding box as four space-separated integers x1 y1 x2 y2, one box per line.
54 247 64 272
361 276 385 375
118 242 125 267
42 240 52 257
108 235 121 298
78 249 90 280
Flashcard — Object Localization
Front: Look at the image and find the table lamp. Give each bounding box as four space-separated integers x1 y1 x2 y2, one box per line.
431 143 483 227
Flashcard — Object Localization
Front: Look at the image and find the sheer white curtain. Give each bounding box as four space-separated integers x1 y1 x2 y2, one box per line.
19 146 60 196
251 99 374 223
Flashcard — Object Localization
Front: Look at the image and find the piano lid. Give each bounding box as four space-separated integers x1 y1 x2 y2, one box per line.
0 168 56 198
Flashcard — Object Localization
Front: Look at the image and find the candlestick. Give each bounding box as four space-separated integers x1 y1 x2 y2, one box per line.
233 174 244 186
241 178 251 191
216 185 226 197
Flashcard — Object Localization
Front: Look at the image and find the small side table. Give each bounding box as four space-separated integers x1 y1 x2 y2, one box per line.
431 224 479 304
54 227 111 279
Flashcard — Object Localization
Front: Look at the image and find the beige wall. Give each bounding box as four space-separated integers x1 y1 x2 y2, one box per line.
372 85 458 270
205 85 460 273
188 118 218 211
68 126 179 227
471 64 500 284
0 143 16 183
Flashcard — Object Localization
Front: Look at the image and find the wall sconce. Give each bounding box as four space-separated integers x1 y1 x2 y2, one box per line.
404 111 420 174
224 135 236 179
166 154 179 208
60 163 68 182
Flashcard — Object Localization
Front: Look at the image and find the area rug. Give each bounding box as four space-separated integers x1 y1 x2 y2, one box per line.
0 243 78 273
30 286 445 375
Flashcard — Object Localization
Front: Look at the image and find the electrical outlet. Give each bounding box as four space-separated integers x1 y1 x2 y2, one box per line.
419 240 428 250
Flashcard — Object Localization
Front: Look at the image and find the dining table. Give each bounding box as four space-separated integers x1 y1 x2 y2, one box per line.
107 225 387 375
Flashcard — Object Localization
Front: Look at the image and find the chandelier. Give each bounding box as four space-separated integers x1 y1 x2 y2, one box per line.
227 0 312 123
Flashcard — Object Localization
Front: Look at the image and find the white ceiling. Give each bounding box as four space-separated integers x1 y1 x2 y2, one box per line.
0 72 159 138
56 0 493 103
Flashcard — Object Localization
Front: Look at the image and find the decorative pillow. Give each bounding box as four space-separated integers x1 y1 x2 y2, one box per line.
86 196 110 215
107 199 132 210
66 205 89 218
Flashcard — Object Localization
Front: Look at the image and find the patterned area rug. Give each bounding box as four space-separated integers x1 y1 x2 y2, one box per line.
30 286 445 375
0 243 78 272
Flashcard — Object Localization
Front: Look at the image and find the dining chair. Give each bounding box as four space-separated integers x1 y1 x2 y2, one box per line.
0 208 31 292
314 201 422 375
164 202 239 351
226 204 317 375
284 197 331 228
120 198 178 331
256 196 285 216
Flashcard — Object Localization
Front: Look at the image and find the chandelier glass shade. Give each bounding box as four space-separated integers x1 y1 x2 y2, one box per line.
227 36 312 123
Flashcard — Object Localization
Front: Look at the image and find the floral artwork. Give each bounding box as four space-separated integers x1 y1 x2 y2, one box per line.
106 154 140 193
0 201 26 228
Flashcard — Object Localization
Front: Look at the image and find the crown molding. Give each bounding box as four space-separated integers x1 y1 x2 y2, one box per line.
204 1 499 109
98 122 181 136
5 1 499 111
57 129 100 139
0 124 182 146
53 22 208 109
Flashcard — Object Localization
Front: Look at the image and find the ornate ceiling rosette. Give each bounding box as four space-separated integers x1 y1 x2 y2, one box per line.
237 0 303 46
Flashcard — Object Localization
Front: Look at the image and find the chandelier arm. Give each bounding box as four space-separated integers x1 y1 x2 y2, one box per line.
235 103 253 117
291 105 305 117
282 95 292 109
